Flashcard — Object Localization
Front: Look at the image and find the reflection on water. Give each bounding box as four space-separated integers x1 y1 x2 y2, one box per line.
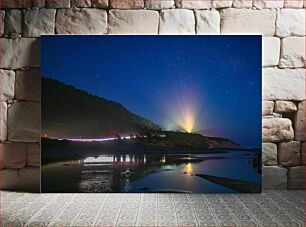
42 151 261 193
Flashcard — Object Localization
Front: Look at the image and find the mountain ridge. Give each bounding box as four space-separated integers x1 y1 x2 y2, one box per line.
42 77 240 149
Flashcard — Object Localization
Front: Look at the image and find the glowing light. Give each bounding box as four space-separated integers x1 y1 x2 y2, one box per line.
180 108 196 133
163 80 202 133
58 135 150 142
59 137 115 142
161 155 166 163
183 162 193 174
84 156 113 163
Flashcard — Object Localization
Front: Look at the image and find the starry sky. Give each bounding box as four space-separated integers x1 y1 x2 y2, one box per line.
41 35 262 148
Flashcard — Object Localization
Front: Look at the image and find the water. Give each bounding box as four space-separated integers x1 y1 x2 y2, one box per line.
42 151 261 193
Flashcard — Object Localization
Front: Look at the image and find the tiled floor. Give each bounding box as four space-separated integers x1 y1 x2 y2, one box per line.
1 191 304 227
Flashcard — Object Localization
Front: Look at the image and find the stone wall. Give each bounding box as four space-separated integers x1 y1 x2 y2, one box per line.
0 0 305 192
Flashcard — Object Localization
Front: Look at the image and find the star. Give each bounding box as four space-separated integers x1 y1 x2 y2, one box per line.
249 81 255 86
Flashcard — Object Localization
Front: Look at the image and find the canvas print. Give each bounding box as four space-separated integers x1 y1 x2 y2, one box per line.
41 35 262 193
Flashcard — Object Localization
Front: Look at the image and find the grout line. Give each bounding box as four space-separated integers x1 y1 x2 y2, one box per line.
202 194 220 226
234 194 263 226
133 194 141 227
70 194 93 226
156 193 159 226
217 194 242 226
23 194 61 226
113 193 126 226
93 193 110 226
261 192 304 225
47 193 77 226
255 198 285 226
187 194 200 226
172 194 178 227
193 9 197 34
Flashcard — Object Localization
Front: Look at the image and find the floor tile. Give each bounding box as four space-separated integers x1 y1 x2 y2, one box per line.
0 190 304 227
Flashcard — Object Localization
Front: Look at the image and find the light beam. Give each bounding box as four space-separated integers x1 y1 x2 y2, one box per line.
162 79 202 133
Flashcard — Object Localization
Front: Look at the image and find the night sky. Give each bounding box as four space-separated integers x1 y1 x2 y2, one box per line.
41 35 262 148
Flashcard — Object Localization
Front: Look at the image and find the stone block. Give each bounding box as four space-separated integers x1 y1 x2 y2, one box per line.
145 0 175 9
262 37 280 66
32 0 46 8
253 0 284 8
263 68 305 101
0 38 40 69
262 118 294 142
195 10 220 34
27 143 40 167
175 0 212 9
46 0 70 8
294 101 305 141
0 10 4 35
23 9 56 37
91 0 108 8
220 8 276 36
159 9 195 34
280 37 305 68
71 0 91 7
4 9 22 34
273 113 282 118
284 0 304 8
212 0 233 8
0 169 18 189
278 141 301 166
301 142 305 165
288 166 304 189
275 101 297 113
15 69 41 101
56 8 107 34
232 0 253 8
0 143 27 169
262 101 274 115
262 143 277 166
109 0 144 8
8 102 40 142
263 166 287 189
0 102 7 142
109 10 159 34
0 0 32 9
0 168 40 192
0 69 15 102
276 9 305 37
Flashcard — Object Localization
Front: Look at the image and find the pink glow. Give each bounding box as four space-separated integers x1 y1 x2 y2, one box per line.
58 135 149 142
59 137 115 142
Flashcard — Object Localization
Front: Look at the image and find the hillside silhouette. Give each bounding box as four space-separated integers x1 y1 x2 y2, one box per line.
42 77 160 138
42 78 240 149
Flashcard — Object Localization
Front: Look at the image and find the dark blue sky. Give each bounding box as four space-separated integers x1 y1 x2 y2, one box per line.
41 35 262 148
